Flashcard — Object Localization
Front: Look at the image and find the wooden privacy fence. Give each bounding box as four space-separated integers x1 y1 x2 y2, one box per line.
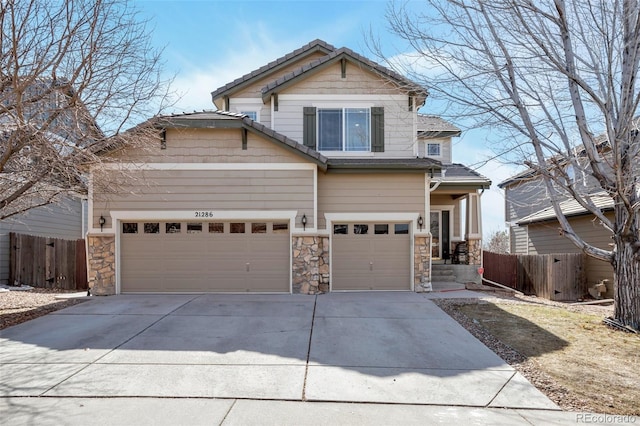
483 251 587 301
9 233 88 290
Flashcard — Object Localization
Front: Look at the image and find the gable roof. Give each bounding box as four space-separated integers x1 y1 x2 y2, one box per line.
151 110 329 170
260 46 428 104
210 39 335 103
417 114 461 138
517 191 613 225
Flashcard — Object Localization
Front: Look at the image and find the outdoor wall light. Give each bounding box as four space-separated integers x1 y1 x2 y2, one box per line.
301 214 307 231
417 215 424 230
99 215 106 231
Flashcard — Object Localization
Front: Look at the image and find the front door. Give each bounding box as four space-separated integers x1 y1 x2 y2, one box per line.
430 212 440 259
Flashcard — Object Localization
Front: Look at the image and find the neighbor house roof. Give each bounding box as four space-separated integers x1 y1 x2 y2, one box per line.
210 39 335 103
260 46 428 104
152 110 329 170
417 114 461 138
517 191 614 225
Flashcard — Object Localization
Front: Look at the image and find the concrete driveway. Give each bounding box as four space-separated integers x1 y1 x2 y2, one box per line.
0 291 561 424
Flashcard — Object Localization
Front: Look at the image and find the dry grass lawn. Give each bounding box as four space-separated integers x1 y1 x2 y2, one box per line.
456 301 640 415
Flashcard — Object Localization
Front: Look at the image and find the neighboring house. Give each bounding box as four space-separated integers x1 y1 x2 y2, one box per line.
1 78 92 285
86 39 490 295
499 170 615 298
0 197 85 285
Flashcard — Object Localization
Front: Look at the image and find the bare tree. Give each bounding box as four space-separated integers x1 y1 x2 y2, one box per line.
484 230 510 254
0 0 171 220
378 0 639 329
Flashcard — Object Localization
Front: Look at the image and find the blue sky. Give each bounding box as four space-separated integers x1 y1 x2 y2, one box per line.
136 0 516 239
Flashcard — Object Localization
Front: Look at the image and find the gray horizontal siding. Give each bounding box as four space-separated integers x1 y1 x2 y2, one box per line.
0 198 82 284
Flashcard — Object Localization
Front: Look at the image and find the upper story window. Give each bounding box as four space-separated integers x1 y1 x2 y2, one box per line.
427 143 441 157
318 108 370 151
241 111 258 121
304 106 384 153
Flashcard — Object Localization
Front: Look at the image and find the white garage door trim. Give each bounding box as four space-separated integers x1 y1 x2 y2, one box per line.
112 210 297 294
325 213 421 292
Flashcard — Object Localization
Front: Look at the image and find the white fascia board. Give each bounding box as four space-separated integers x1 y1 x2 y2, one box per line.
98 163 316 171
324 212 424 235
88 210 300 234
279 94 406 102
109 210 298 222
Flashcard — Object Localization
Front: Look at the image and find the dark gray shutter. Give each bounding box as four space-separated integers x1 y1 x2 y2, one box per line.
371 107 384 152
303 107 317 149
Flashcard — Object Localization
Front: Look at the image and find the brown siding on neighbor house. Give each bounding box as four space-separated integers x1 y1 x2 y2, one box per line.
122 128 304 164
527 214 614 295
317 172 425 229
93 169 314 229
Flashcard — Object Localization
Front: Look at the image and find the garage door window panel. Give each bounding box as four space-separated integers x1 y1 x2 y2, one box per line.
333 224 348 235
166 223 181 234
123 223 138 234
374 224 389 235
209 223 224 233
354 224 369 234
394 224 409 234
230 223 245 233
273 223 288 233
144 223 160 234
252 223 267 234
187 223 203 233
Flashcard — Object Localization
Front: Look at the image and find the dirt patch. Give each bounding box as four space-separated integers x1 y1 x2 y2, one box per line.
435 295 640 416
0 288 88 330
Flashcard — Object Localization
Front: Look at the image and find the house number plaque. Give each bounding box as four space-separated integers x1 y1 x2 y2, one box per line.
194 211 214 218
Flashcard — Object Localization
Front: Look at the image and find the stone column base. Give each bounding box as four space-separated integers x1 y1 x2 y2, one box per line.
292 236 329 294
414 236 432 292
467 238 482 266
87 235 116 296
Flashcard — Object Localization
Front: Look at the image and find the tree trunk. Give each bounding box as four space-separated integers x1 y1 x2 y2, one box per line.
612 234 640 331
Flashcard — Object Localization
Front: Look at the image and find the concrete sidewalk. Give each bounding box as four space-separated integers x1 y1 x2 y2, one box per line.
0 397 615 425
1 291 629 424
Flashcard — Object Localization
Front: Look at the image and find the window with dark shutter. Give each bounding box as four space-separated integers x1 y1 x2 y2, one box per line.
303 107 317 149
371 106 384 152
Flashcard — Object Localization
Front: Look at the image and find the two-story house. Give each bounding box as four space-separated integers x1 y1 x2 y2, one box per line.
1 78 90 285
499 161 615 297
86 39 490 295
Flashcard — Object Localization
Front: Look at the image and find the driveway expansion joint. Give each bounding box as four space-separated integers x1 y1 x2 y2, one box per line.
301 295 317 401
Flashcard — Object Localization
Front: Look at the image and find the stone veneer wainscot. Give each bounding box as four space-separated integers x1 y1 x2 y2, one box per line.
292 236 329 294
87 235 116 295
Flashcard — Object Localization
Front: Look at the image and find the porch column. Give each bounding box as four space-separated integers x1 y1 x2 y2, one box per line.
465 192 482 265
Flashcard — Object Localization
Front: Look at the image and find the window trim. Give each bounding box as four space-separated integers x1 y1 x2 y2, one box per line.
317 107 371 152
426 142 442 157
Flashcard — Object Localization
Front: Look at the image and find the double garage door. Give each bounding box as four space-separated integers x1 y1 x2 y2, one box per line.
332 222 411 291
120 221 290 293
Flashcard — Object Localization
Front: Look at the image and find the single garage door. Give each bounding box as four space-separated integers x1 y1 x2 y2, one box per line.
120 221 290 293
332 222 411 291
